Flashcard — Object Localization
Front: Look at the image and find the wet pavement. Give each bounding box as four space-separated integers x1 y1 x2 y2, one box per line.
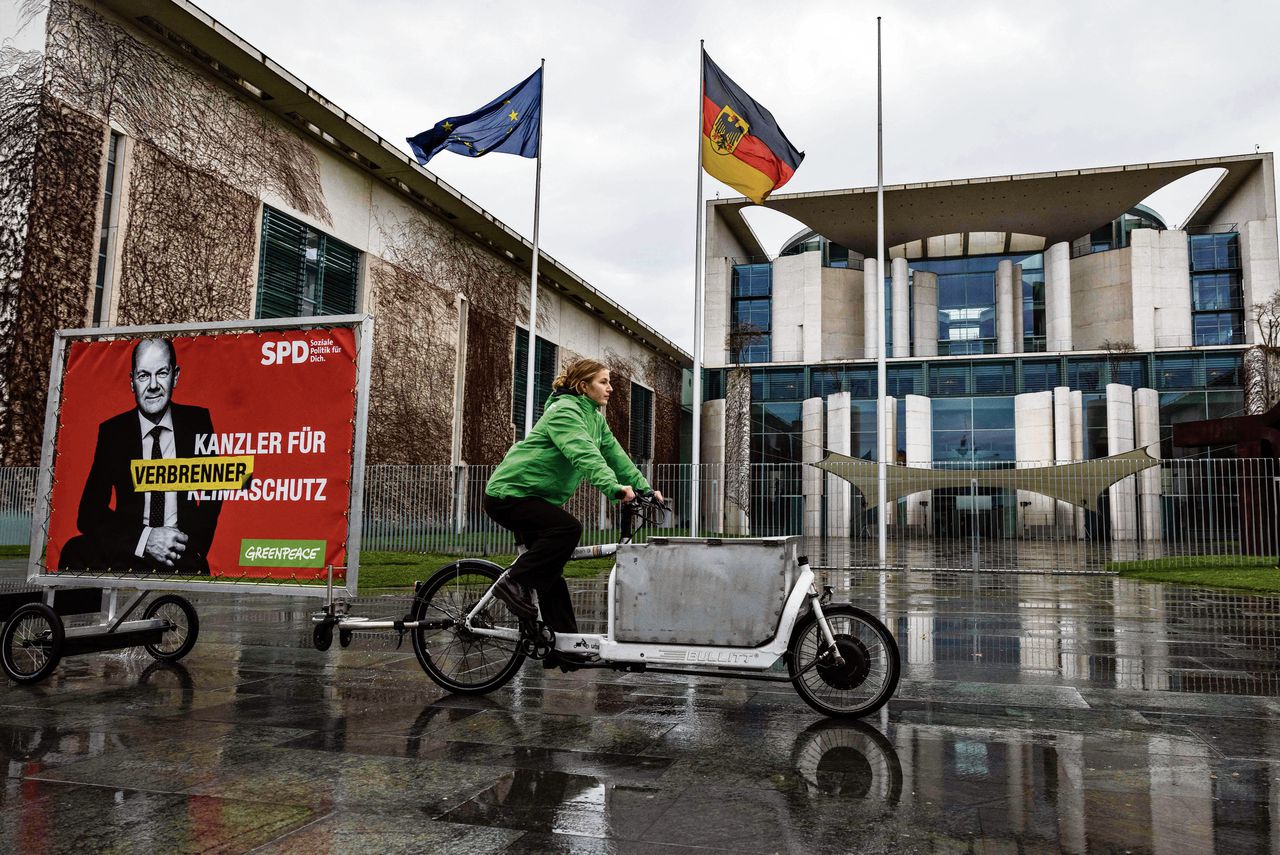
3 560 1280 853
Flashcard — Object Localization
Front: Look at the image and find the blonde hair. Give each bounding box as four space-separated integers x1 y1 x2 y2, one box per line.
552 357 608 395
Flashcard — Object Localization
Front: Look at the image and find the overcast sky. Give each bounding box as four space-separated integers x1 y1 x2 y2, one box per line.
194 0 1280 353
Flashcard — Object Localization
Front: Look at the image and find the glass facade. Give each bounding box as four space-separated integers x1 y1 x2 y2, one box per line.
1189 233 1244 345
931 398 1015 467
705 350 1245 465
907 253 1046 355
730 264 772 363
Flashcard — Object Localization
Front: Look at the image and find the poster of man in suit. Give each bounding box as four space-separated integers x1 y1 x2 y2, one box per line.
59 338 221 574
44 327 360 583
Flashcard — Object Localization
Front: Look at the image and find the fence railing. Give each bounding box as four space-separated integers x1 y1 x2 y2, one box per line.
3 459 1277 573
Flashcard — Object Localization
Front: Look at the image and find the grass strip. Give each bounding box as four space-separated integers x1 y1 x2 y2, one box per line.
356 551 614 591
0 545 612 592
1108 554 1280 594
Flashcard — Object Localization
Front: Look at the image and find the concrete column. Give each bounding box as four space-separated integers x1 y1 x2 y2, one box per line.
904 394 932 533
880 396 898 463
1135 387 1162 543
1106 383 1137 541
1241 217 1280 345
1015 391 1055 535
1012 264 1025 349
1045 241 1073 352
862 258 879 359
881 396 897 527
891 257 910 357
997 259 1015 353
825 392 852 538
912 270 938 357
1070 390 1086 538
700 399 726 534
802 398 824 537
1053 386 1076 535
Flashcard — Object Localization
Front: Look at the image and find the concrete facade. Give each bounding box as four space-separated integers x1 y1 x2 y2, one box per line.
1106 384 1138 540
1045 241 1074 352
1015 391 1055 534
892 257 911 358
1134 387 1162 542
802 397 824 536
1130 229 1193 349
0 0 688 468
825 392 852 537
863 257 880 360
997 260 1015 353
912 271 939 357
904 394 933 532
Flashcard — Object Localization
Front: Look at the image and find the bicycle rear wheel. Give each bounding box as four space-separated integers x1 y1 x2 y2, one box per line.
787 605 900 719
411 560 526 695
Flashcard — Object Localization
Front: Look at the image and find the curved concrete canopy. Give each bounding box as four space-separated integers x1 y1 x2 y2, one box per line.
712 154 1269 258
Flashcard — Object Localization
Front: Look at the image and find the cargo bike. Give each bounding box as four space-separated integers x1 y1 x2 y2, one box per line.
315 494 900 718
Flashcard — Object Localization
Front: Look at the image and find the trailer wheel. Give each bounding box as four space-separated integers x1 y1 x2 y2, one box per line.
313 622 333 651
1 602 64 685
142 595 200 662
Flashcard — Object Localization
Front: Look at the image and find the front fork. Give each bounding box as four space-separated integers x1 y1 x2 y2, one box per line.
807 583 846 667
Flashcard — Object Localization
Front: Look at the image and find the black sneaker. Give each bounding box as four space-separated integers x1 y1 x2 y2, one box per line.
492 576 537 620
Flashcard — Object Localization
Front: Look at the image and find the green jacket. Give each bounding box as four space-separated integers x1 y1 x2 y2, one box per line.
486 391 651 506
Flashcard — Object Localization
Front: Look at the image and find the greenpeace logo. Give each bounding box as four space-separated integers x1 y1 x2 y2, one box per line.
240 539 326 568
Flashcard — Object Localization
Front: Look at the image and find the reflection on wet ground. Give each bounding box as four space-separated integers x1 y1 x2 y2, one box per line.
2 561 1279 852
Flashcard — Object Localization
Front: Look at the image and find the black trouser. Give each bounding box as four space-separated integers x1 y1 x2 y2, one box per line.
482 494 581 633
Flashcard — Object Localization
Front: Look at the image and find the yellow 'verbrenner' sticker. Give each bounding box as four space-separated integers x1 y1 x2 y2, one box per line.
130 456 254 492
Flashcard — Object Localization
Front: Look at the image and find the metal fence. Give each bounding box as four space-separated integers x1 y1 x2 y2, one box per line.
4 459 1277 572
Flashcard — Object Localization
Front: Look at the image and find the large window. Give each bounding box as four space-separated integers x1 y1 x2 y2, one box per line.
257 206 360 319
92 131 123 325
909 252 1043 356
751 402 803 463
629 383 654 463
730 264 772 363
930 397 1015 467
512 328 557 439
1188 233 1243 345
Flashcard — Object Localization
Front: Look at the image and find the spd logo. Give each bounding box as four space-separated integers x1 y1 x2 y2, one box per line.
261 340 310 365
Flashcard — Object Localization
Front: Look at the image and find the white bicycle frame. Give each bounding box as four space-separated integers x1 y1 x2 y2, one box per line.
461 548 843 677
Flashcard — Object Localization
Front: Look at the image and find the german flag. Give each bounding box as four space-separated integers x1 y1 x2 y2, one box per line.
702 51 804 205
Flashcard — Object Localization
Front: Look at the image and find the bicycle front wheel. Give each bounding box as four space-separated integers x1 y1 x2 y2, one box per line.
411 560 525 695
787 605 900 719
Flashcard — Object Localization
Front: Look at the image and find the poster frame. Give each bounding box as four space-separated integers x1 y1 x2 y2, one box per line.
27 314 374 599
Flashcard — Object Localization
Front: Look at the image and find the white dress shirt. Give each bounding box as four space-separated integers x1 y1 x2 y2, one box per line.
134 410 177 558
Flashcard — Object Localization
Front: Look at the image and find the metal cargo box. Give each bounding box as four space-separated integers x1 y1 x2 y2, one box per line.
612 536 800 646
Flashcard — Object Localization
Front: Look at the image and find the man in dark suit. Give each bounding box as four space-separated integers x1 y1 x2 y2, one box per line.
60 338 222 574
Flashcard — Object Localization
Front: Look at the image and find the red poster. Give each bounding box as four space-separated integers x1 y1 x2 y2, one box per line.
45 327 358 581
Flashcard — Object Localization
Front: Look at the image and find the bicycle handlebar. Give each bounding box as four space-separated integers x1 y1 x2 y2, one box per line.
620 490 668 540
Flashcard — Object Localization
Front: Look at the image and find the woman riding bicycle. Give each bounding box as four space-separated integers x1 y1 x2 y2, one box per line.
483 357 662 663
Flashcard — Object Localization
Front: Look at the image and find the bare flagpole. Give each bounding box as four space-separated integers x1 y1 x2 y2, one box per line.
523 58 547 436
690 40 706 537
876 19 888 569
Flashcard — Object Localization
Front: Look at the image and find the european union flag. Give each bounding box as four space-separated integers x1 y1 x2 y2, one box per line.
407 68 542 165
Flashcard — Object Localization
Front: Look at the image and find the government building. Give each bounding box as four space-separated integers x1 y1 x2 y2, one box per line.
0 0 688 471
699 154 1279 540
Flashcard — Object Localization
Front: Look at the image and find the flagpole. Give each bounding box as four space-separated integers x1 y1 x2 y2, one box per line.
523 58 546 437
876 18 888 569
690 40 706 537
